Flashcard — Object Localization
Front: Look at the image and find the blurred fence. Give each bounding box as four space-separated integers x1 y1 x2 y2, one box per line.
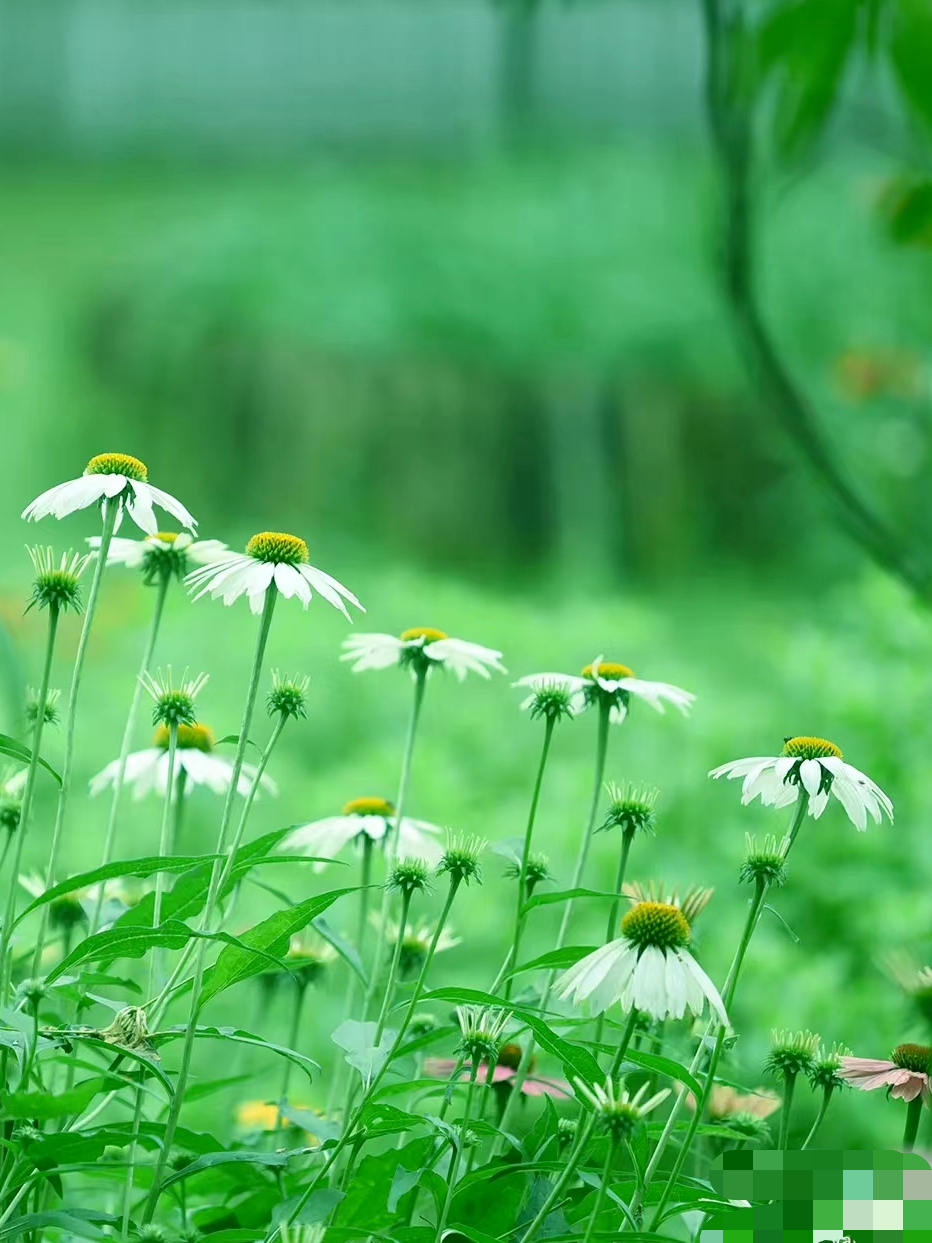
0 0 703 153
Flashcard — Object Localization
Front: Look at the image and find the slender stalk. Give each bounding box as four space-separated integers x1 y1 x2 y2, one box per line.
325 835 375 1118
362 667 428 1018
778 1072 797 1150
121 1090 144 1239
32 497 118 975
89 570 170 935
374 887 414 1043
149 722 178 995
499 701 611 1138
491 716 555 997
0 604 59 999
582 1136 617 1243
639 791 811 1229
801 1085 834 1150
518 1111 598 1243
268 878 462 1240
142 588 278 1223
903 1096 923 1151
168 767 188 859
277 980 308 1126
434 1060 480 1242
593 828 635 1050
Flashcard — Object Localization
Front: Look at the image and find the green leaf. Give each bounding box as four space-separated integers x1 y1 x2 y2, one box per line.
12 854 220 927
332 1019 396 1089
162 1147 302 1188
618 1049 703 1099
891 0 932 130
0 1211 116 1242
507 945 597 978
313 916 368 985
197 887 356 1008
520 888 616 916
758 0 860 156
0 1076 119 1121
0 732 61 786
151 1025 320 1084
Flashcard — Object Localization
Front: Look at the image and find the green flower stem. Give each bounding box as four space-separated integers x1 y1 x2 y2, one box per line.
121 1089 144 1240
638 790 811 1230
778 1071 798 1149
363 666 428 1018
0 603 59 1000
31 497 119 977
325 835 375 1119
168 767 188 859
277 979 309 1127
593 828 636 1050
608 1009 640 1080
582 1135 618 1243
142 588 278 1224
498 700 612 1140
903 1096 923 1151
89 568 171 935
149 722 178 993
268 876 462 1241
374 886 415 1043
434 1059 480 1241
801 1085 834 1150
518 1110 599 1243
491 715 556 998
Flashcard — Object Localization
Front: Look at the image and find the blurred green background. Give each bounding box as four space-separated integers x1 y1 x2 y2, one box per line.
1 0 932 1157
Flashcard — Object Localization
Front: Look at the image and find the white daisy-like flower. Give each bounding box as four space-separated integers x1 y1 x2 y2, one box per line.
557 896 727 1025
514 655 694 724
22 452 196 536
89 723 276 801
277 796 445 870
184 530 363 619
88 531 232 584
341 626 505 682
709 735 893 832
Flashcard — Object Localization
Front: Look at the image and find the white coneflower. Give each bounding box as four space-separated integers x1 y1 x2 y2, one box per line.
89 723 276 801
22 452 195 535
185 531 362 619
557 896 727 1024
277 797 444 869
88 530 231 584
341 626 505 682
575 1077 671 1139
709 735 893 831
514 656 694 724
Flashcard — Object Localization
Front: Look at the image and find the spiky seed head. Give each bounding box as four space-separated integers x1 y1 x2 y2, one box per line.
245 531 309 565
48 894 86 933
809 1042 852 1091
267 671 309 720
85 452 148 481
134 1226 168 1243
154 722 214 752
343 795 395 817
720 1111 774 1142
525 681 576 724
16 977 47 1012
25 687 61 728
622 880 713 925
387 858 431 896
766 1030 820 1080
740 833 790 888
456 1005 510 1066
437 835 486 886
139 668 208 728
12 1125 43 1146
138 531 197 584
781 735 842 760
557 1117 578 1147
0 799 21 836
599 782 659 836
408 1012 440 1039
575 1077 671 1142
505 852 552 896
168 1147 197 1172
26 546 93 614
892 1042 932 1074
621 901 690 951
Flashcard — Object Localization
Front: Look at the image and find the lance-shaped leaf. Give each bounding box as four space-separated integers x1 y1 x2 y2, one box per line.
151 1025 321 1084
0 733 61 785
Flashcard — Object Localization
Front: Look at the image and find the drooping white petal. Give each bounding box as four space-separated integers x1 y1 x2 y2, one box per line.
798 759 823 798
141 483 197 531
341 634 405 672
125 481 158 534
709 756 775 781
631 945 669 1018
298 564 364 619
557 939 630 1009
678 950 728 1026
619 677 695 716
101 473 129 498
23 476 106 522
278 817 360 870
273 562 304 599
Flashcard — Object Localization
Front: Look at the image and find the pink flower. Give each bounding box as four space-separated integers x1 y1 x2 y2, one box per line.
424 1050 571 1099
838 1046 932 1103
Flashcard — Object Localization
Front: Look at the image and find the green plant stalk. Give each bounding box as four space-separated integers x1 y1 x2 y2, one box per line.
142 587 278 1223
519 1110 599 1243
149 722 179 993
277 979 309 1127
121 1089 144 1240
374 886 415 1043
434 1059 480 1242
269 876 462 1240
778 1071 798 1150
498 700 612 1139
325 834 374 1119
903 1096 923 1151
31 497 119 976
491 714 556 997
639 790 811 1229
801 1084 834 1150
582 1135 618 1243
168 767 188 859
89 568 171 935
593 827 635 1050
0 603 59 1000
362 666 428 1018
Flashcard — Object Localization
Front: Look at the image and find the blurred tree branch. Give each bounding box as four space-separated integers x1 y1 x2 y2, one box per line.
700 0 930 598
